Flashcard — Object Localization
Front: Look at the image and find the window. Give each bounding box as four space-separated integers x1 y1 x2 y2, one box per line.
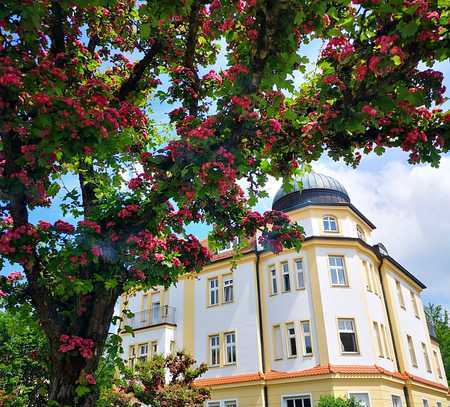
286 323 298 357
329 256 347 286
138 343 148 363
422 342 432 372
396 280 405 309
170 340 175 353
152 303 160 324
436 402 442 407
217 236 239 253
207 402 237 407
323 215 338 232
223 275 233 303
364 261 373 292
381 324 391 360
128 345 136 368
349 393 370 407
407 335 418 367
371 263 380 296
225 332 237 364
433 350 443 378
269 266 278 295
273 325 283 360
295 259 305 289
282 262 291 292
338 318 358 353
209 278 219 306
356 225 366 241
283 395 312 407
301 321 313 355
373 322 384 357
210 335 220 366
151 340 158 356
391 395 402 407
423 400 429 407
410 290 420 318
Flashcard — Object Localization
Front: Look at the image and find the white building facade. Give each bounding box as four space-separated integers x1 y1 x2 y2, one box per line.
119 172 449 407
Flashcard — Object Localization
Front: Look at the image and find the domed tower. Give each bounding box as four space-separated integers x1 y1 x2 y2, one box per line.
272 172 350 212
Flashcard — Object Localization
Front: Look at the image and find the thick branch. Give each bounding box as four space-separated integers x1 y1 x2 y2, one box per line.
117 41 162 101
183 0 201 115
49 1 66 56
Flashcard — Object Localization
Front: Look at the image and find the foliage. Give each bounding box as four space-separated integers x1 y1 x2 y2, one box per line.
0 0 449 405
0 305 49 407
318 395 363 407
98 352 210 407
425 303 450 384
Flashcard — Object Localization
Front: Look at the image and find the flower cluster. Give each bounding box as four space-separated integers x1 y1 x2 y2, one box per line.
59 335 94 359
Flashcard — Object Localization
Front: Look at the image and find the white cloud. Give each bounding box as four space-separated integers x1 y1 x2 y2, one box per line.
258 158 450 312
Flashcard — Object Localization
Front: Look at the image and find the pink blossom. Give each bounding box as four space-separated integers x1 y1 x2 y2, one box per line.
0 290 7 298
38 221 52 231
91 246 102 257
85 373 96 385
269 118 282 133
154 253 165 262
7 271 23 282
362 105 378 117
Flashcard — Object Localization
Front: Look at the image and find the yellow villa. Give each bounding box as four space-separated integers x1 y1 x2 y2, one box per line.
119 172 450 407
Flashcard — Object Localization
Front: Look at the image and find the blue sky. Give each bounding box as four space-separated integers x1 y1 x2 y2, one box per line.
2 39 449 312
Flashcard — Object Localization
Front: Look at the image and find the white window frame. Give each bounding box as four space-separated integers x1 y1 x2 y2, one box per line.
323 215 338 232
295 259 305 289
338 318 359 353
209 277 219 306
207 400 238 407
329 256 348 286
373 321 384 358
421 342 432 372
225 332 237 365
223 275 233 303
209 335 220 366
282 262 291 292
407 335 418 367
348 392 371 407
433 350 443 378
269 265 278 295
410 290 420 318
286 323 298 358
391 395 402 407
301 320 313 356
356 224 366 240
281 393 313 407
396 280 406 309
273 324 283 360
138 343 148 363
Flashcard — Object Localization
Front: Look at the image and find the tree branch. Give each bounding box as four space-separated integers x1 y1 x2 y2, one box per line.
117 41 162 101
49 1 66 56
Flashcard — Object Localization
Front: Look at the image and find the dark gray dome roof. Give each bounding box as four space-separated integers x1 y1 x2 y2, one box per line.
272 172 350 212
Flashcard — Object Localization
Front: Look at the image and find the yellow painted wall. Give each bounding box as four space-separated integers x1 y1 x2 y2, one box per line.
209 384 265 407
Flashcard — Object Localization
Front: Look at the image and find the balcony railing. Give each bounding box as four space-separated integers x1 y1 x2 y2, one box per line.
124 306 176 330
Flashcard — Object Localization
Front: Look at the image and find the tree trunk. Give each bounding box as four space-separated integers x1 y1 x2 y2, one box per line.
46 288 120 406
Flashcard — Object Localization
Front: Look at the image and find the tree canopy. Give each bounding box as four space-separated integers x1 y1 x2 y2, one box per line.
0 0 449 405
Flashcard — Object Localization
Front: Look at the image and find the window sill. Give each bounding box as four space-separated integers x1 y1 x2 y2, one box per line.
222 301 234 305
303 353 313 357
341 351 360 355
207 304 220 308
296 287 306 291
331 284 350 288
287 355 298 359
224 362 237 367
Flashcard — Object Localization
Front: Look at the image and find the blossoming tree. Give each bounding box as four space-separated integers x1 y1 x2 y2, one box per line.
0 0 449 405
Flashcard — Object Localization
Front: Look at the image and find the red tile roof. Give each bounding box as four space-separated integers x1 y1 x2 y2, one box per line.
193 365 448 392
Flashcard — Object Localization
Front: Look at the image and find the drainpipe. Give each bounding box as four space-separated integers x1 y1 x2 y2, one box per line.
377 257 411 407
255 247 269 407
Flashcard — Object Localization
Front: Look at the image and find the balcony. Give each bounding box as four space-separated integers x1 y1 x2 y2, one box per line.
124 306 176 330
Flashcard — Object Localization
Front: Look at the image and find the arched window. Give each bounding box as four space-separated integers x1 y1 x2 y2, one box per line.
323 215 338 232
356 225 366 241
